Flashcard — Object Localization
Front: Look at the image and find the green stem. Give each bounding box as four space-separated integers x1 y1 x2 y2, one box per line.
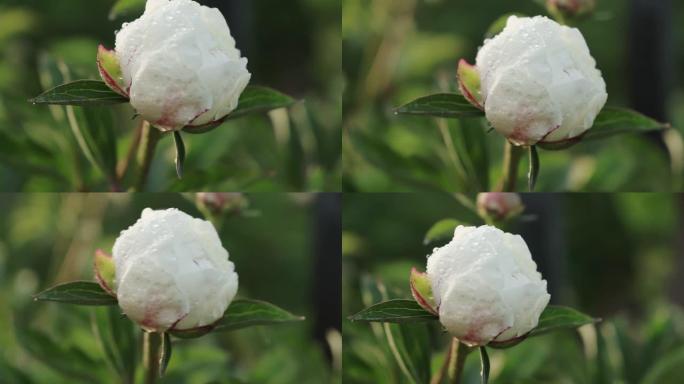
498 141 524 192
143 332 161 384
134 122 162 191
449 340 470 384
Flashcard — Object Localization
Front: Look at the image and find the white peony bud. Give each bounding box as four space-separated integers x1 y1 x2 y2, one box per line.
426 225 550 346
475 16 607 146
476 192 524 221
112 208 238 332
113 0 251 131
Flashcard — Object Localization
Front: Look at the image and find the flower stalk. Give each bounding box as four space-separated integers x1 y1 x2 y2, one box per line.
448 340 470 384
499 141 524 192
143 331 161 384
135 121 162 191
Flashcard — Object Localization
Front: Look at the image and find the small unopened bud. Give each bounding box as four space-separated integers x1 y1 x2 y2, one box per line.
546 0 596 21
196 193 249 216
476 192 524 222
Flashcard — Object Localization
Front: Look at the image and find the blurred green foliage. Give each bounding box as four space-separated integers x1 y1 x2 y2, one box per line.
343 0 684 192
343 193 684 383
0 0 341 191
0 193 338 383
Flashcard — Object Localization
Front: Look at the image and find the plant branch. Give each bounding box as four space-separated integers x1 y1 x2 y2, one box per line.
118 119 144 182
143 331 161 384
432 338 471 384
498 141 524 192
134 121 162 191
449 340 470 384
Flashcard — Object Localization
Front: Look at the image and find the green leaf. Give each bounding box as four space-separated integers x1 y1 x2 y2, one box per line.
286 117 306 189
230 86 296 120
479 347 490 384
446 118 490 191
384 322 431 384
30 80 128 106
212 299 304 332
538 107 669 150
91 306 137 384
485 13 525 38
159 333 172 377
641 345 684 384
173 131 186 179
34 281 117 306
395 93 485 119
528 145 539 191
16 328 101 382
348 299 438 323
528 305 599 338
68 106 119 186
424 218 462 245
109 0 145 20
183 86 297 134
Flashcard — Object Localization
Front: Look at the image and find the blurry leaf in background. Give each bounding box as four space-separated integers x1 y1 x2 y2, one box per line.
109 0 145 21
423 218 463 245
91 306 138 383
16 327 102 382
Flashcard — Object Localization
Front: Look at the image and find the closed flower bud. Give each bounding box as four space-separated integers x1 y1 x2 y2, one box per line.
426 225 550 346
105 0 251 131
546 0 596 20
112 208 238 332
474 16 607 146
196 192 249 216
476 192 524 222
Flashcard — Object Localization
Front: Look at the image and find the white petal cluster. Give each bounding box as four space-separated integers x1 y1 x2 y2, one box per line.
476 16 607 145
426 225 550 346
113 208 238 331
115 0 251 131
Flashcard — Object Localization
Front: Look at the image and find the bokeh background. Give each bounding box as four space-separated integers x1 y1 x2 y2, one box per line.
343 193 684 383
343 0 684 192
0 0 341 191
0 193 341 383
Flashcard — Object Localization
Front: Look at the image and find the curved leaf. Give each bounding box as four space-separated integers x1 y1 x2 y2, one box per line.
395 93 485 118
539 107 669 150
485 13 525 38
109 0 145 20
385 322 431 384
528 145 539 191
91 306 137 383
159 333 172 377
212 299 304 332
424 218 461 245
30 80 128 106
173 131 185 179
528 305 599 337
348 299 438 323
34 281 117 306
183 86 297 134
